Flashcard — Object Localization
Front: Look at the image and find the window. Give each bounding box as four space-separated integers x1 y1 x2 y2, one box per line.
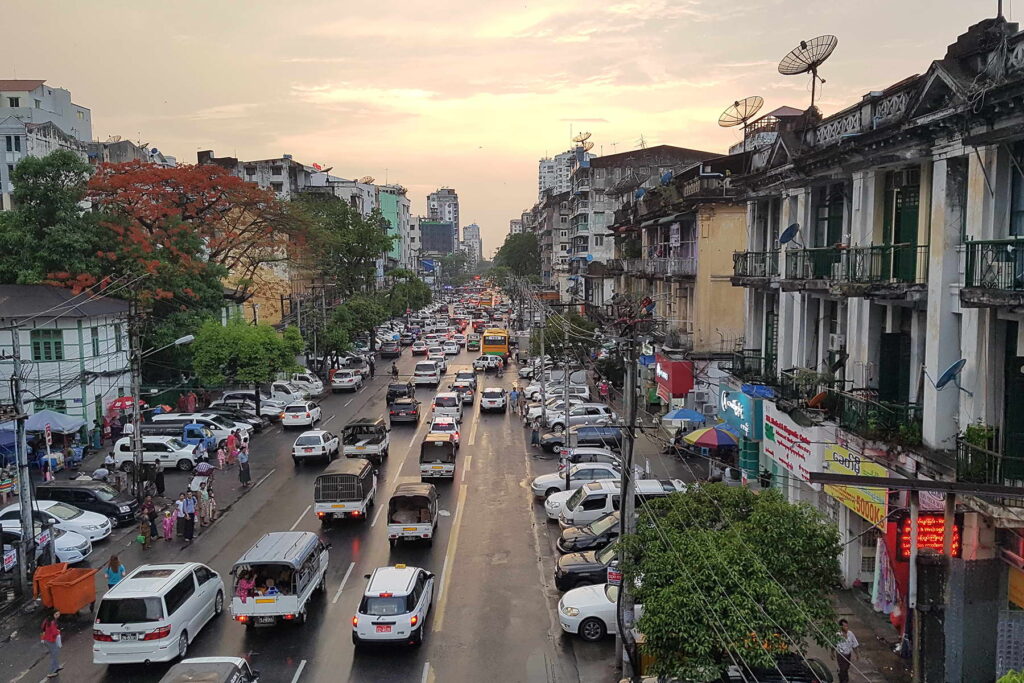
7 97 19 108
244 166 256 176
1011 145 1024 236
33 399 66 413
31 329 63 361
6 165 12 176
581 495 608 511
114 323 123 353
76 110 85 120
163 575 196 616
813 184 844 247
593 235 604 247
194 566 215 585
270 166 283 176
34 99 41 109
5 136 21 153
560 216 568 224
270 182 283 193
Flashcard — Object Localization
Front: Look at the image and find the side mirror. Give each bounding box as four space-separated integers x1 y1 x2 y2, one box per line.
363 573 372 580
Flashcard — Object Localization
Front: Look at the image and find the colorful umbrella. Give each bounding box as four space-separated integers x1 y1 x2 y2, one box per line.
195 462 215 475
662 408 707 423
107 396 146 412
683 426 738 447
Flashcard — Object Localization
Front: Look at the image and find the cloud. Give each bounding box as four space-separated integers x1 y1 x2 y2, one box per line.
188 103 259 121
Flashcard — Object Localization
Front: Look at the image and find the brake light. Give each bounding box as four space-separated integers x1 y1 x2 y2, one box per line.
142 625 172 641
305 412 311 417
410 615 419 627
352 616 359 627
390 411 396 415
317 511 325 518
379 592 393 597
283 614 296 620
236 615 249 623
93 630 115 642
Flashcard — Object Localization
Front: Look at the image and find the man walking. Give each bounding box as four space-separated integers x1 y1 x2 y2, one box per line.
509 386 519 416
182 491 197 544
833 619 859 683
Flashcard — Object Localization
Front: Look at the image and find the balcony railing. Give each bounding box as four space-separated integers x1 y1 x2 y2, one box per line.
964 239 1024 290
730 350 775 383
733 251 779 278
956 436 1024 489
784 247 843 280
776 368 842 402
622 257 697 278
606 258 625 273
843 244 928 284
829 390 922 446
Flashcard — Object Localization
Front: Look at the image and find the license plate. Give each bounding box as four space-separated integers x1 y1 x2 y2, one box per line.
303 448 313 453
331 504 346 508
356 446 366 450
119 633 138 641
432 466 443 470
403 527 418 531
257 616 276 624
375 625 392 633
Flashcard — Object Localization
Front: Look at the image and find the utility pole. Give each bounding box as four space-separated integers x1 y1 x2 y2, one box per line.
617 314 641 682
11 326 36 596
563 317 572 491
129 304 144 500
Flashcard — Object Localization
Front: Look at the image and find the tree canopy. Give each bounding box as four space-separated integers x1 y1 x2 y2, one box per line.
493 232 540 277
191 318 303 387
620 485 841 681
530 312 598 358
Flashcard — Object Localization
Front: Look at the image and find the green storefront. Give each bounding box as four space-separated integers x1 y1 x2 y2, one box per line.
717 381 763 481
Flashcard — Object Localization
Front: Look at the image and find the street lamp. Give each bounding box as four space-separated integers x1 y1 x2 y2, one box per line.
132 334 195 499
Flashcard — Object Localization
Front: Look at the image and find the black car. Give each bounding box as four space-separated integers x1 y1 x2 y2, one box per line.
540 426 624 453
387 383 413 403
554 541 618 591
388 397 421 424
379 341 402 358
557 511 620 554
34 480 139 527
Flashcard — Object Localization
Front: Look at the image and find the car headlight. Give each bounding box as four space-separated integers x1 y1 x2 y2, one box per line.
83 524 101 530
560 605 580 617
119 505 131 513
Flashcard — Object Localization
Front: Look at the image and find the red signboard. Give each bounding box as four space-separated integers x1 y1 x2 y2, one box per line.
653 355 694 399
896 514 961 561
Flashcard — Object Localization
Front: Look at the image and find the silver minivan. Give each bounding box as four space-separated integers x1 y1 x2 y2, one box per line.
544 403 617 433
557 479 686 529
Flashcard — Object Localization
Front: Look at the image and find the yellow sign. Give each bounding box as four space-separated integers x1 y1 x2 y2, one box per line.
1009 566 1024 609
823 445 888 527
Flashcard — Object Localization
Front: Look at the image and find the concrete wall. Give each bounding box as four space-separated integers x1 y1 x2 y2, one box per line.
695 203 747 353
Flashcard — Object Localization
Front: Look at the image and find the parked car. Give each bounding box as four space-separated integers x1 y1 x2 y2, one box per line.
281 401 322 428
525 382 590 402
531 462 623 499
112 436 199 472
555 540 619 591
282 371 324 397
399 333 415 346
388 398 421 424
0 500 112 543
539 426 624 453
557 447 621 471
292 430 340 464
557 510 620 554
557 583 641 642
3 523 92 564
35 480 140 527
544 403 618 433
158 657 260 683
211 396 286 421
331 369 364 392
203 406 267 431
379 341 402 359
524 398 585 425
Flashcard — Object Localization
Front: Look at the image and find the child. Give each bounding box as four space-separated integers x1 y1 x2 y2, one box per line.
207 489 218 522
161 510 175 541
137 519 151 550
216 445 226 470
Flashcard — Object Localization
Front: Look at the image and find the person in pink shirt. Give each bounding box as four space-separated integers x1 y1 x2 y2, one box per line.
235 570 255 603
40 608 62 677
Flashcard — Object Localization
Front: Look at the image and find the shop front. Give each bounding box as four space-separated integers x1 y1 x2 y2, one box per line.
761 401 826 505
653 355 693 410
718 382 763 480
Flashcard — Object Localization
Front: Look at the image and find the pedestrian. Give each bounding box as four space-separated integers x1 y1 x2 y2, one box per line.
238 445 251 489
216 445 226 470
137 517 151 550
182 491 197 543
103 451 116 471
407 380 415 399
161 510 175 541
509 387 519 413
599 380 610 402
105 555 127 591
834 619 859 683
208 488 218 522
122 417 135 438
141 495 158 539
175 493 187 537
39 608 62 678
154 462 165 497
198 482 210 525
369 361 375 379
226 431 238 465
392 363 399 380
530 423 541 449
101 416 112 445
517 390 527 416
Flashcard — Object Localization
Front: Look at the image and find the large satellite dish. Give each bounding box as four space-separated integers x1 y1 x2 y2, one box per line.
778 34 838 109
572 132 592 143
357 176 375 184
718 96 764 153
582 141 595 152
935 359 967 390
778 223 803 248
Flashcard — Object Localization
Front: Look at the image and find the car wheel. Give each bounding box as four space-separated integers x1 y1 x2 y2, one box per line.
119 462 133 473
214 591 224 617
545 487 561 498
176 459 194 472
578 617 607 642
293 457 300 466
411 625 424 647
177 631 189 660
553 424 565 434
108 516 120 529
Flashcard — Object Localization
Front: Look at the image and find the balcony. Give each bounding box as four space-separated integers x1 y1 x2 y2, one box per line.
782 247 843 287
606 258 625 274
623 257 697 279
729 350 775 384
961 239 1024 308
956 437 1024 505
731 250 779 287
829 390 922 447
837 244 928 299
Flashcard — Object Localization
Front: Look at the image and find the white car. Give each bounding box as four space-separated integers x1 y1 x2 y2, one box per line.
524 398 585 424
331 369 364 392
544 489 575 521
479 387 507 412
4 524 92 564
442 341 459 355
525 382 590 402
558 583 642 642
292 430 340 463
112 436 199 472
427 351 448 372
428 417 461 445
452 334 467 347
531 463 623 499
352 564 434 647
282 401 322 428
0 500 112 543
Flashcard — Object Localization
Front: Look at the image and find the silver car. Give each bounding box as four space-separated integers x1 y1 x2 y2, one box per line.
544 403 618 433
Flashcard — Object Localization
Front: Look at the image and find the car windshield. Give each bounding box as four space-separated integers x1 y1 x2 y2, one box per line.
565 487 586 511
92 485 120 502
206 414 234 428
96 597 163 623
596 543 618 565
295 436 321 446
589 512 619 535
361 596 410 616
45 503 83 520
456 373 473 381
435 397 457 407
167 438 187 450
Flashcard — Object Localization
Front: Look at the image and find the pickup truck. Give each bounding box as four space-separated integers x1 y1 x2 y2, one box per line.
342 417 391 466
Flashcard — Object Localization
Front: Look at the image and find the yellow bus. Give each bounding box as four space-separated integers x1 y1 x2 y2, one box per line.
481 328 510 358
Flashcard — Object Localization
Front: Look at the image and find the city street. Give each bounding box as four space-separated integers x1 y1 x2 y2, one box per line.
1 345 681 683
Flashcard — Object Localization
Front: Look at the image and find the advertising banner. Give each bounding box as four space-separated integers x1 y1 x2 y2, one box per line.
654 355 694 400
718 383 763 440
762 402 825 489
823 444 888 527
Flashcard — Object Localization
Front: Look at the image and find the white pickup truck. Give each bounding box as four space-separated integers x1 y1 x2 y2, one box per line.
341 418 390 466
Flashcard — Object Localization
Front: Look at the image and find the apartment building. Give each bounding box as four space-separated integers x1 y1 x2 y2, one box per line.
198 150 317 200
427 188 459 240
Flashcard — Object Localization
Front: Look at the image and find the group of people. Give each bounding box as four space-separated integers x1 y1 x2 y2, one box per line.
234 568 292 602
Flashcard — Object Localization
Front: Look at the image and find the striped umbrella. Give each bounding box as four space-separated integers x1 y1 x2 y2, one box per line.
683 425 739 448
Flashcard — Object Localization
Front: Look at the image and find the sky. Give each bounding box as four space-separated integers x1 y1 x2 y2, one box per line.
0 0 997 256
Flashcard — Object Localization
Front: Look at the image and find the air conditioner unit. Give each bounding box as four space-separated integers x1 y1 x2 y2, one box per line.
691 390 709 404
701 403 718 416
829 333 846 351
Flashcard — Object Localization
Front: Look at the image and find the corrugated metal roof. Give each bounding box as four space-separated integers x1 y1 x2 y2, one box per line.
0 285 128 320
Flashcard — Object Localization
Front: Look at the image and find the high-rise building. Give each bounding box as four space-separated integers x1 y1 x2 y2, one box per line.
427 188 459 240
538 150 576 200
378 184 411 265
461 223 483 267
419 221 457 255
509 219 523 235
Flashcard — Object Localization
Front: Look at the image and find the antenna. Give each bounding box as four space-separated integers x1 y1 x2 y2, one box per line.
778 222 803 248
637 134 647 149
778 34 838 109
718 96 765 152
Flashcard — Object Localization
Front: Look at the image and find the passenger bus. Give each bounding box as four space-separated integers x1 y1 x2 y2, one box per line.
481 328 510 358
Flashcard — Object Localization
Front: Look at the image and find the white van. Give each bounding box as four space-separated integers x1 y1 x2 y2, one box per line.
556 479 686 529
266 381 309 403
151 413 252 448
431 392 464 422
230 531 329 627
93 562 225 664
413 361 442 387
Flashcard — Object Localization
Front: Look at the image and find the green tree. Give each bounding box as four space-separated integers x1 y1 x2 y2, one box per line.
493 232 540 277
620 486 841 681
326 294 389 352
299 197 396 295
191 318 303 387
439 252 470 286
529 312 597 358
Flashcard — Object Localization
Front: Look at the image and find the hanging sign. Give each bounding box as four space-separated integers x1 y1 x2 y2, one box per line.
822 445 889 527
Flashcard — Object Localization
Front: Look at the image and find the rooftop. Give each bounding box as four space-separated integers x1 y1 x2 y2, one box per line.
0 79 46 92
0 285 129 320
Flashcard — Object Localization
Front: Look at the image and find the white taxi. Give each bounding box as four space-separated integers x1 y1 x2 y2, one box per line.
292 430 340 464
428 417 460 445
352 564 434 647
282 401 322 428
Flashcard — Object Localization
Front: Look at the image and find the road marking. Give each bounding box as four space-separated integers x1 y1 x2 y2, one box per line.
332 561 356 604
290 659 307 683
252 468 275 490
324 414 335 424
432 483 467 632
421 662 435 683
467 419 479 446
461 455 472 482
371 504 384 527
289 505 311 531
345 398 353 406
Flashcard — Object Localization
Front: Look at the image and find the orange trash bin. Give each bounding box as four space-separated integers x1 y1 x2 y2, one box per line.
32 563 69 607
48 568 99 616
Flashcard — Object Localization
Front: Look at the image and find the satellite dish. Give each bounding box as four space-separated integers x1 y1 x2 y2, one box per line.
778 223 803 247
778 34 838 109
718 96 764 128
582 141 595 152
935 359 967 390
586 254 594 262
572 132 592 143
358 176 375 184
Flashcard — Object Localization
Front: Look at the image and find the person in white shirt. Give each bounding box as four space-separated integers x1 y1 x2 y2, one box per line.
834 618 859 683
121 419 135 436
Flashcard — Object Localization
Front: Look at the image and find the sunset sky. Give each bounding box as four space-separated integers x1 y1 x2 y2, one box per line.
2 0 995 255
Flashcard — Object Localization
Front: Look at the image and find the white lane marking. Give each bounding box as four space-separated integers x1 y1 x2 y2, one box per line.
345 398 354 406
467 419 479 446
252 468 276 490
461 455 472 482
432 483 468 632
290 659 307 683
324 414 335 424
332 561 356 604
371 503 384 527
289 505 311 531
421 662 434 683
